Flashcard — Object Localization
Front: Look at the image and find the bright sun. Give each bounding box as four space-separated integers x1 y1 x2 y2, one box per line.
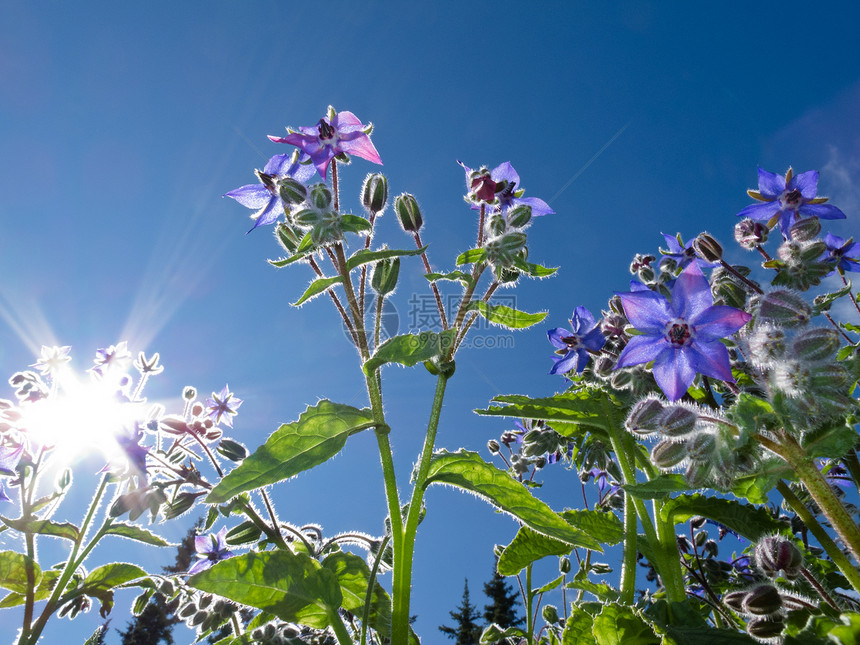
20 367 145 462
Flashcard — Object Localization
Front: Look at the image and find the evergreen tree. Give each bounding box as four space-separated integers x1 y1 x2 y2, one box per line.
483 567 523 629
439 579 482 645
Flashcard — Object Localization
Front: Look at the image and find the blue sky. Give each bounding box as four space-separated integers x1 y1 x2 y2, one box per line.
1 2 860 642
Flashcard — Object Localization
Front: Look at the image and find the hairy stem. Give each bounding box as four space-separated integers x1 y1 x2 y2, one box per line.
414 231 448 330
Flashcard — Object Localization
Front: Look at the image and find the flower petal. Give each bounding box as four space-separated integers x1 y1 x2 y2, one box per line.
224 184 271 209
757 167 785 198
571 306 596 332
332 110 364 130
491 162 520 187
736 201 780 221
689 341 734 383
616 334 666 368
790 170 819 199
618 290 672 333
547 328 569 349
691 305 751 342
248 197 281 232
799 203 846 220
340 134 382 166
670 264 713 320
550 350 579 375
652 346 697 401
515 195 554 217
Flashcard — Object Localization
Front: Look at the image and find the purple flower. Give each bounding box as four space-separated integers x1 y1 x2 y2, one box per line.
31 346 71 377
615 263 751 401
225 152 316 233
115 424 149 478
736 168 845 239
659 233 717 272
268 108 382 180
548 306 605 375
89 342 132 378
206 385 242 429
458 161 554 217
188 527 233 575
821 233 860 275
0 443 23 477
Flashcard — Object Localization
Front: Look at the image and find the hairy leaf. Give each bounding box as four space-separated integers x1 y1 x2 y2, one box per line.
1 517 80 542
466 301 547 329
592 604 659 645
0 550 40 593
660 494 788 540
345 246 427 272
511 256 558 278
424 270 475 288
103 522 171 547
207 401 375 504
322 551 391 634
363 330 456 374
455 248 487 265
292 276 344 306
622 475 690 500
562 604 597 645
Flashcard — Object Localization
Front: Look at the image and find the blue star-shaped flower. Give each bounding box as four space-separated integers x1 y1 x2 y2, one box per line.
547 306 605 375
188 527 234 575
821 232 860 276
614 263 751 401
736 167 845 239
458 161 554 217
206 384 242 429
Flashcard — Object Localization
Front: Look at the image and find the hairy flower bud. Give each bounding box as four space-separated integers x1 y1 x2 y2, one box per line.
626 396 665 436
756 290 811 328
747 324 786 366
755 536 803 580
487 439 501 454
735 218 769 249
361 173 388 214
542 604 559 624
693 233 723 263
685 461 711 488
277 177 307 205
394 193 423 232
746 617 785 640
276 222 302 254
790 327 840 363
308 184 333 211
486 213 507 237
507 204 532 228
651 440 687 470
686 432 716 461
723 590 748 613
660 405 698 437
743 584 783 616
788 216 821 242
371 257 400 296
559 556 571 574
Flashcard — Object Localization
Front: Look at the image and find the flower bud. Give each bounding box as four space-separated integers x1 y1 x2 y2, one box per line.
693 233 723 262
361 173 388 214
651 440 687 469
746 617 785 640
371 257 400 296
747 324 786 366
686 432 716 461
660 406 698 437
791 327 840 363
487 439 501 454
183 386 197 400
601 314 627 338
685 461 711 488
756 290 811 328
609 368 633 390
309 184 333 211
722 590 747 613
755 536 803 580
276 222 302 254
498 232 527 253
559 556 571 574
507 205 532 228
592 355 615 379
638 265 656 284
690 515 707 530
486 213 507 237
541 604 559 624
743 584 782 616
534 456 547 469
394 193 423 232
216 439 249 462
625 396 665 436
735 218 768 249
277 177 307 205
788 216 821 242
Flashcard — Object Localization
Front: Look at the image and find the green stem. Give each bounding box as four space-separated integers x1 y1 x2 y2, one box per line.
619 485 637 604
392 374 449 645
777 430 860 566
777 480 860 594
361 534 391 645
24 475 110 645
328 607 354 645
525 564 534 645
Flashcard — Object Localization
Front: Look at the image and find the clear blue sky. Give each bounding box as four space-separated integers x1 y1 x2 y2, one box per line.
1 2 859 642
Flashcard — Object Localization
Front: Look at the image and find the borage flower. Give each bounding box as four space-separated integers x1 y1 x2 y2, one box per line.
225 152 316 233
614 263 750 401
31 346 71 377
206 385 242 429
736 167 845 239
821 233 860 275
458 161 553 217
547 306 605 375
269 108 382 180
188 527 233 575
89 342 132 378
659 233 717 272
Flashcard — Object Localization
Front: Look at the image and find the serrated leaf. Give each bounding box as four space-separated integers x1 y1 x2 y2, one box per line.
363 330 456 374
731 459 790 504
660 494 787 540
565 579 619 602
0 550 40 593
345 246 427 272
1 517 80 542
425 450 601 551
592 604 659 645
466 301 547 329
498 526 572 576
322 551 391 634
189 550 342 629
511 256 558 278
103 522 171 547
560 509 623 544
291 276 344 306
424 270 475 288
82 562 148 592
83 625 109 645
622 475 690 500
534 574 565 594
207 401 375 504
562 604 597 645
456 248 487 265
482 623 527 644
0 570 58 608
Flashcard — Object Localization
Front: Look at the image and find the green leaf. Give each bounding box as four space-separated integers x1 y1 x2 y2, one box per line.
207 401 375 504
340 214 373 234
424 270 475 288
345 246 427 272
622 475 690 500
813 280 853 315
456 248 487 265
498 526 572 576
82 562 148 592
660 494 788 540
512 256 558 278
189 550 342 629
592 604 659 645
482 623 527 644
466 301 547 329
562 604 597 645
103 522 171 547
534 574 565 595
0 550 40 593
804 422 859 460
291 276 344 306
565 579 619 602
425 450 602 551
560 509 624 545
0 570 58 608
83 625 109 645
727 394 779 435
295 232 314 254
0 517 80 542
268 251 311 268
322 551 391 634
475 388 619 438
363 330 456 374
731 459 790 504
